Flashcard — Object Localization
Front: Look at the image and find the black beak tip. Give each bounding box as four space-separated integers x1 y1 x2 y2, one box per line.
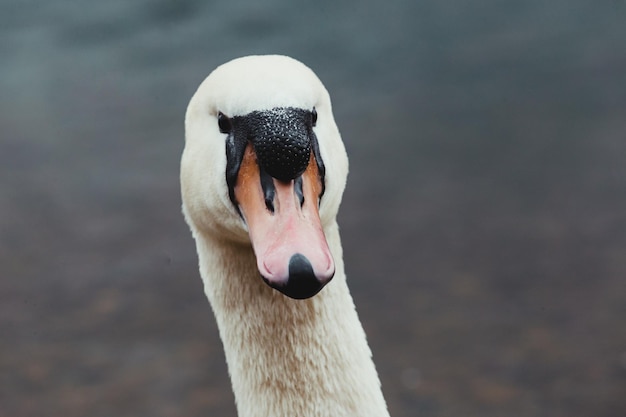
262 253 333 300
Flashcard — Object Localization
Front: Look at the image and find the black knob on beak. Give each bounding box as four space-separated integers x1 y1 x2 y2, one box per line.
247 108 312 181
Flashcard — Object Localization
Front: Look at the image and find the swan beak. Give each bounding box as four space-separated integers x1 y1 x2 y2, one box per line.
235 144 335 299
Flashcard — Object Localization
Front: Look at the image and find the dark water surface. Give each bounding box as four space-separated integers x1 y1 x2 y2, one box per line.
1 1 625 416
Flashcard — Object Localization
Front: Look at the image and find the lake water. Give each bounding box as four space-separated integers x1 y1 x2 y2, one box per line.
1 0 625 416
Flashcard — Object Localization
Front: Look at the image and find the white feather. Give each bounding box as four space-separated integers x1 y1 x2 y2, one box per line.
181 55 389 417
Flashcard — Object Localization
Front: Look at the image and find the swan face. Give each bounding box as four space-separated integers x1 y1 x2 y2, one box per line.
182 55 348 299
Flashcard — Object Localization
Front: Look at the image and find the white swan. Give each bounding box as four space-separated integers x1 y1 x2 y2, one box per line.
181 55 390 417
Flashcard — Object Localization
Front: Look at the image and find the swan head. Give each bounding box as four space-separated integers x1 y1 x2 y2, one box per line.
182 55 348 299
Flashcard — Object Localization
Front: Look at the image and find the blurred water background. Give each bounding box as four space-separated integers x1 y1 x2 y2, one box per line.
1 0 625 416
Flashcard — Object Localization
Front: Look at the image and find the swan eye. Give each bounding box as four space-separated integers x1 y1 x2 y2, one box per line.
217 112 233 134
311 108 317 127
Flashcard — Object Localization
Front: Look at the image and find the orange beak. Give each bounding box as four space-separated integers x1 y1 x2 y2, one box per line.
234 144 335 299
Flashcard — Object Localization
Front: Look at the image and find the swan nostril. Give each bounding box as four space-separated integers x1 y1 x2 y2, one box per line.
259 167 276 213
294 176 304 207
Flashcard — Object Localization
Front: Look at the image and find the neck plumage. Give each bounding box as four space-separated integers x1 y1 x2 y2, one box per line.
192 221 389 417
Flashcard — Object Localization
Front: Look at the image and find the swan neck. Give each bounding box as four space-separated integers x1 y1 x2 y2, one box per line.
194 226 390 417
